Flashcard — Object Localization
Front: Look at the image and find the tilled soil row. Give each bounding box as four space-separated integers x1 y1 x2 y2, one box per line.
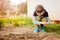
0 27 60 40
0 32 60 40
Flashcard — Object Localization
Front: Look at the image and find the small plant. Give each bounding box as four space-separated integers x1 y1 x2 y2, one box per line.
6 16 34 27
44 23 60 32
0 18 8 28
0 21 3 28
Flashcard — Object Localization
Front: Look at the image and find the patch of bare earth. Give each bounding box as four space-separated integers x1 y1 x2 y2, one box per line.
0 27 60 40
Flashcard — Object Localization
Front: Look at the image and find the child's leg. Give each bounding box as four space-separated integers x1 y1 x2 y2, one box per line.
34 25 40 33
40 24 45 31
37 25 41 28
34 24 45 32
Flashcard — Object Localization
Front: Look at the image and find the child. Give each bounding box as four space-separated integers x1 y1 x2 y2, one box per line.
32 5 51 33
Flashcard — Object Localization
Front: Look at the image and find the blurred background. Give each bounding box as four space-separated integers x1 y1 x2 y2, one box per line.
0 0 60 20
0 0 27 17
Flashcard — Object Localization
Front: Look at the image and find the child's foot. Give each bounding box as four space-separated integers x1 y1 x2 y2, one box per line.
34 28 39 33
39 28 41 30
39 27 45 32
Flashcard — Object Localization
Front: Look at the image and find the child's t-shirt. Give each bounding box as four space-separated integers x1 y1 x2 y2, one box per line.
32 9 51 25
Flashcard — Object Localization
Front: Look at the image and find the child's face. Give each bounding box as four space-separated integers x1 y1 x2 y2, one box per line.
36 11 44 16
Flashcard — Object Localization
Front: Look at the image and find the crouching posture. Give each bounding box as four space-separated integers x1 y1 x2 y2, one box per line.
32 5 51 33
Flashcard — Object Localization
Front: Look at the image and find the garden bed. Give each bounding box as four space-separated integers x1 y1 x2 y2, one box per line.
0 27 60 40
0 16 60 40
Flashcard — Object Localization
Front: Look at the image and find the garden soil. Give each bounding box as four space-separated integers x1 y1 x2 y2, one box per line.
0 27 60 40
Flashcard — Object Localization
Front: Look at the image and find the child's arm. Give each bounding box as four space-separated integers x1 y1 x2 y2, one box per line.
32 16 46 25
46 17 51 22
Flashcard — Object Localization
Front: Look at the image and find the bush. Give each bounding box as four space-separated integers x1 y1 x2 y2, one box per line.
0 18 8 28
8 16 34 27
0 16 34 27
44 23 60 32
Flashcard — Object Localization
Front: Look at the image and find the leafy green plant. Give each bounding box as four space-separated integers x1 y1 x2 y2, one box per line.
0 18 8 28
44 23 60 32
5 16 34 27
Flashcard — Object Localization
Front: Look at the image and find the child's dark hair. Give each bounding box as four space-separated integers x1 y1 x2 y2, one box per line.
35 5 44 13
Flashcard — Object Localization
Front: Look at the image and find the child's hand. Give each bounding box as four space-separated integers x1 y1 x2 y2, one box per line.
44 22 49 25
